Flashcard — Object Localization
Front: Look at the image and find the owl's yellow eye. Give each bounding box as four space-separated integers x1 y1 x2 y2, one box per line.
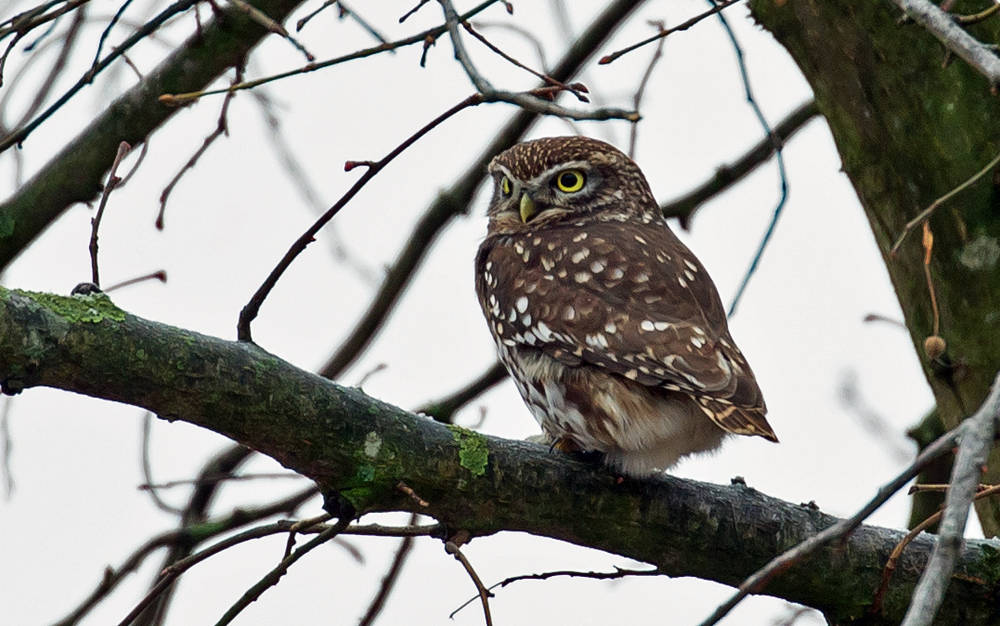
555 170 586 193
500 176 512 196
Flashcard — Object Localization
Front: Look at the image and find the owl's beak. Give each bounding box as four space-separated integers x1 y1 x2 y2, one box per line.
519 192 537 223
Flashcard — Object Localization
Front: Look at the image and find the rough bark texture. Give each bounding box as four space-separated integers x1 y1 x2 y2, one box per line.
1 288 998 625
750 0 1000 536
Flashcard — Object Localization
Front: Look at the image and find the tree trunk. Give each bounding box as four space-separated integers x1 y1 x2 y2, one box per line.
750 0 1000 536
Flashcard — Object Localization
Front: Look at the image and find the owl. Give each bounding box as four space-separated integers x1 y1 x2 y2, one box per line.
475 136 777 477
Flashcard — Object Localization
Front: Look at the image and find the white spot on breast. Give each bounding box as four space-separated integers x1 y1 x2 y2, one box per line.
574 272 591 283
591 260 606 273
557 268 568 278
585 333 609 348
691 336 705 348
495 322 504 334
624 369 638 380
640 320 655 332
514 242 524 254
563 306 576 321
605 322 617 334
521 314 532 325
644 295 662 304
684 269 695 281
489 295 497 307
571 248 590 263
609 267 625 280
678 276 687 288
525 282 538 293
533 237 542 246
634 235 647 245
508 309 516 322
485 261 492 271
573 232 588 242
547 242 556 251
634 273 649 283
541 256 554 271
654 322 670 331
684 260 698 272
516 296 528 313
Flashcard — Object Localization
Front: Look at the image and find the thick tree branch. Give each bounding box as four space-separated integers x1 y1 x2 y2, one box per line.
1 288 999 625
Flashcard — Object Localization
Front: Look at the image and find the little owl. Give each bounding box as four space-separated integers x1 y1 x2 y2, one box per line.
475 136 777 476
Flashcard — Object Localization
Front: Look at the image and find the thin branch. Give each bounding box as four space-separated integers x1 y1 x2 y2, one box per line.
58 486 318 626
237 93 483 342
889 146 1000 256
0 0 202 153
140 412 184 515
157 66 243 230
451 566 661 619
899 371 1000 626
628 20 667 158
714 0 790 319
695 415 971 626
89 141 131 288
460 20 588 102
104 270 168 293
356 513 419 626
162 0 502 105
437 0 637 122
212 516 353 626
890 0 1000 86
661 100 819 227
446 537 493 626
227 0 315 61
599 0 741 65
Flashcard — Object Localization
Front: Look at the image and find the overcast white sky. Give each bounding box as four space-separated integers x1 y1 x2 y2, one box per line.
0 1 944 625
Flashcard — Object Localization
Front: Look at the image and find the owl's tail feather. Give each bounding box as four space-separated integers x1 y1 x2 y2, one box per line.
702 401 779 443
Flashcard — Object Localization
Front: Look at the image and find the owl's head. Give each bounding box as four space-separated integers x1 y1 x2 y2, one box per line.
486 136 657 232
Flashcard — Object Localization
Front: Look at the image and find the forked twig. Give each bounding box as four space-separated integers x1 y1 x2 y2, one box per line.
89 141 132 287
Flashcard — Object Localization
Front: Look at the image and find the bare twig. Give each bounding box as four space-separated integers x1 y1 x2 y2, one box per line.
158 67 242 230
460 20 588 102
446 536 493 626
451 565 662 618
227 0 315 61
140 412 184 515
104 270 168 293
60 486 317 626
599 0 741 65
628 20 667 158
438 0 638 122
212 516 353 626
899 371 1000 626
0 0 202 153
163 0 502 104
889 147 1000 256
89 141 132 287
357 513 420 626
890 0 1000 86
237 94 483 342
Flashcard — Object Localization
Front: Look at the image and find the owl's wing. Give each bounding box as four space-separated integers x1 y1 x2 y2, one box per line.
479 219 775 441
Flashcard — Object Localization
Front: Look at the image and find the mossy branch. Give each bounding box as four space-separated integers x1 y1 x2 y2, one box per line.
0 287 998 625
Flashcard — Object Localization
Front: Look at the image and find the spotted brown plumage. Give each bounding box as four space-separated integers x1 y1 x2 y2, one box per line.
475 136 777 476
